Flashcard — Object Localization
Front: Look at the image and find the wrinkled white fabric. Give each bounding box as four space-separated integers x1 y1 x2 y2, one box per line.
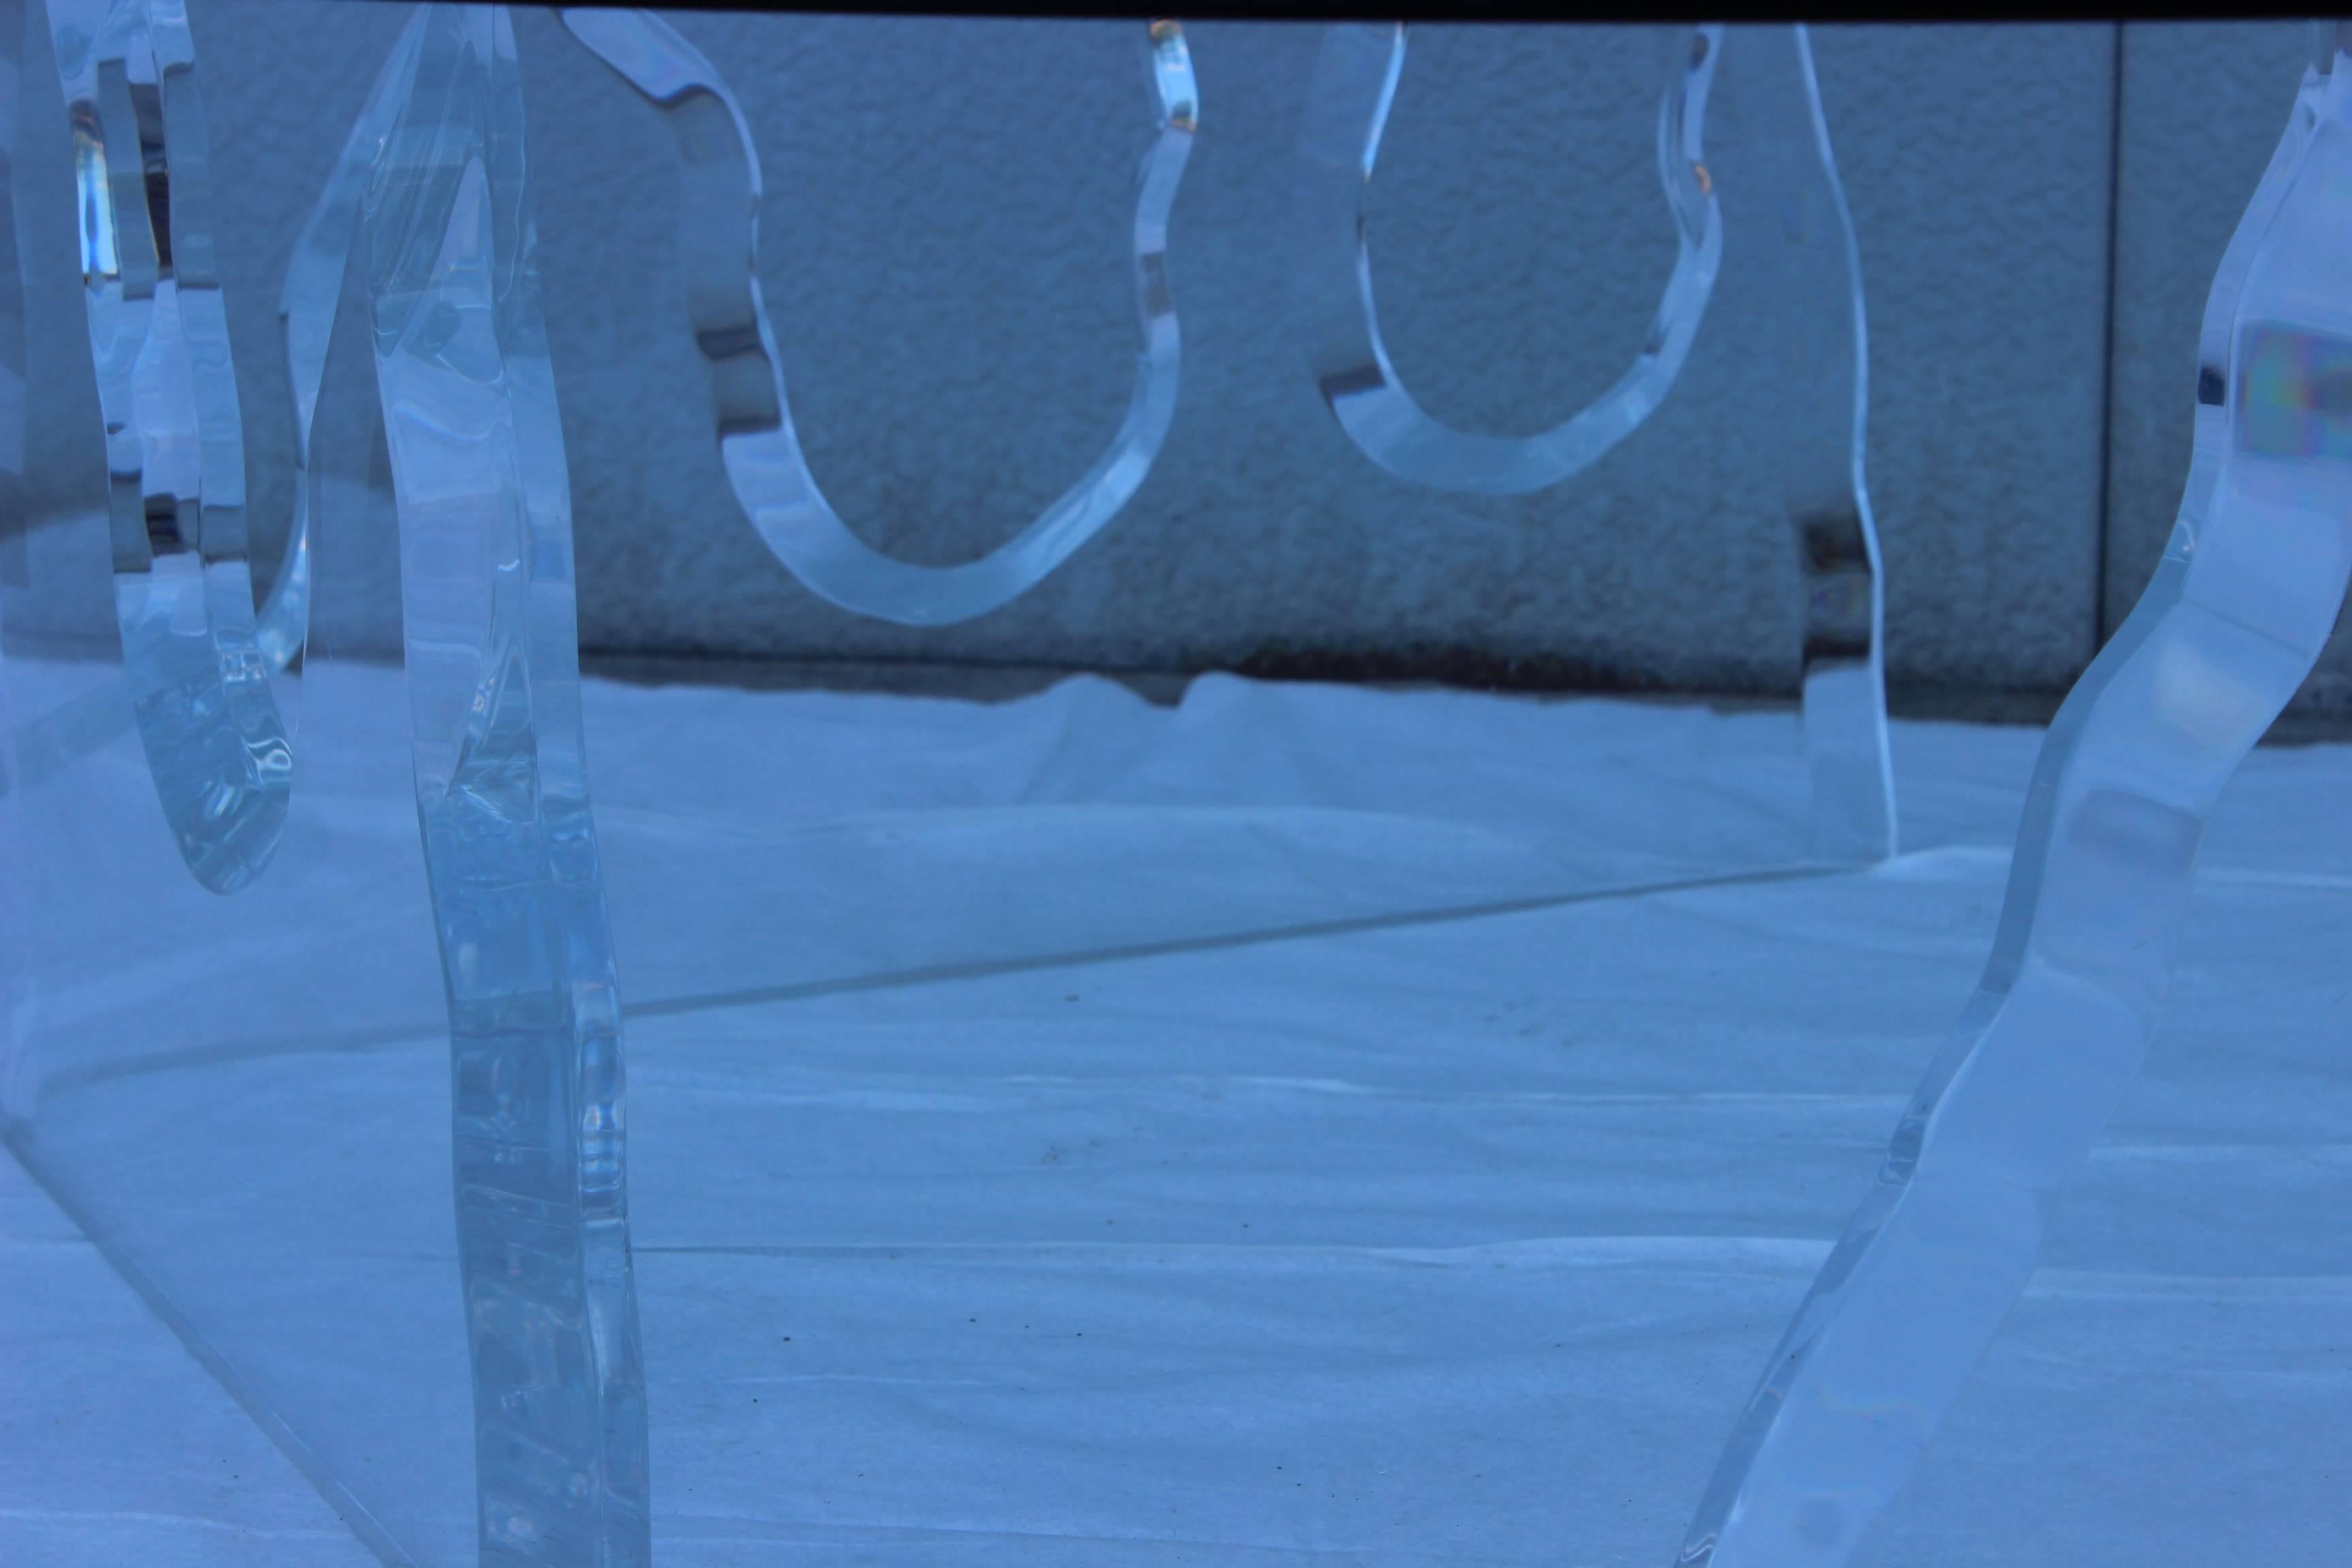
5 672 2345 1567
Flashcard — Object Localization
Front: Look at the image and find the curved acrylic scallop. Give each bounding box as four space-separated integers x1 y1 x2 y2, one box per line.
46 0 291 893
1294 22 1722 497
1298 24 1893 862
1678 31 2352 1567
557 8 1195 627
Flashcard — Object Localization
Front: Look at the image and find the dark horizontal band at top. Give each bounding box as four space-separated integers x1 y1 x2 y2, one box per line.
329 0 2310 25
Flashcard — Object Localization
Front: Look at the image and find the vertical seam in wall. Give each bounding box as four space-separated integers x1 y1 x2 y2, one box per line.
2092 20 2127 657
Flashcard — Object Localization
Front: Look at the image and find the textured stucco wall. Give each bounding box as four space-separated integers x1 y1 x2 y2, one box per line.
2104 22 2350 713
27 12 2129 697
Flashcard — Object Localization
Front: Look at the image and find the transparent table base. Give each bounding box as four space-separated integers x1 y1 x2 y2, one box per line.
10 10 2340 1567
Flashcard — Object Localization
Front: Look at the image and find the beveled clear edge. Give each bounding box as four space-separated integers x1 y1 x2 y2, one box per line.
1677 40 2352 1567
557 7 1195 626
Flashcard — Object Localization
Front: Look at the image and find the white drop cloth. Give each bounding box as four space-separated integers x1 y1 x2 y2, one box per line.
4 674 2346 1567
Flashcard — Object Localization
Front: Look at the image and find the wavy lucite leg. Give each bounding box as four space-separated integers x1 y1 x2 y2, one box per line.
557 8 1194 626
44 0 291 893
1675 39 2352 1568
1772 27 1894 864
363 8 649 1562
1293 22 1722 496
